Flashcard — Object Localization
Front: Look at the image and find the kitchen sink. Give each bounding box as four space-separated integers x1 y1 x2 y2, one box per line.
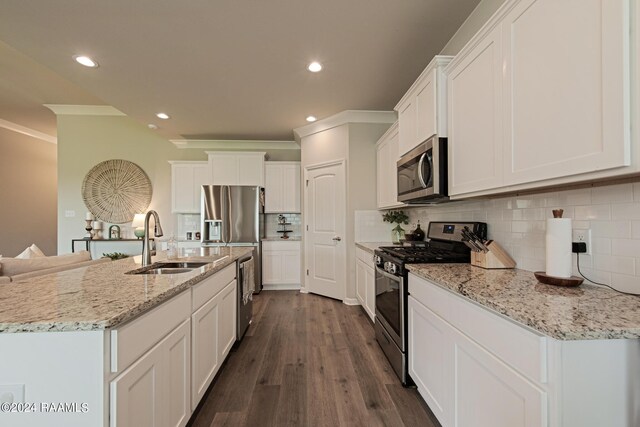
139 267 193 275
155 262 209 269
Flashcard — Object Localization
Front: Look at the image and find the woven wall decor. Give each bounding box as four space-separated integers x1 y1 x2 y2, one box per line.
82 159 152 224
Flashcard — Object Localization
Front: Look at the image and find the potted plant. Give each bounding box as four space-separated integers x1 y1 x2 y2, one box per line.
382 210 409 243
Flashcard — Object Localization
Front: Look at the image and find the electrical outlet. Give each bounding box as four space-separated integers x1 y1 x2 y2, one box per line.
572 229 591 255
0 384 25 404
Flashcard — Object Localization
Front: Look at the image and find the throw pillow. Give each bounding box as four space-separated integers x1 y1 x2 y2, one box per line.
15 247 37 259
29 244 46 257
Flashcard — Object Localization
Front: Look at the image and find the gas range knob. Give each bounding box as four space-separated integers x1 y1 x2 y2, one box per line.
388 263 398 274
373 255 381 265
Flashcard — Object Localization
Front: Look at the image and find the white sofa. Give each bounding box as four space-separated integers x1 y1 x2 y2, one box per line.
0 251 110 283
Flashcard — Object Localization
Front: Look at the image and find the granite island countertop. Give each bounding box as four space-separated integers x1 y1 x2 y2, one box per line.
407 264 640 340
0 246 254 334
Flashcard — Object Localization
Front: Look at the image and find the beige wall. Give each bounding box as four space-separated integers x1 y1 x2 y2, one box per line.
0 128 57 256
440 0 507 55
57 114 300 255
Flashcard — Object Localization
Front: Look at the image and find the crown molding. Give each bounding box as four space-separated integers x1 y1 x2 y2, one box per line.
0 118 57 144
293 110 397 139
43 104 126 116
170 139 299 150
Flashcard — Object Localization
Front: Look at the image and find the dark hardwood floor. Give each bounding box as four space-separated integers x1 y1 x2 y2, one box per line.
189 290 440 427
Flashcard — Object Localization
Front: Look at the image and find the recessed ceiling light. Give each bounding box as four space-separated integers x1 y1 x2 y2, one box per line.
307 62 322 73
156 112 170 120
73 55 99 68
306 116 317 122
148 124 158 130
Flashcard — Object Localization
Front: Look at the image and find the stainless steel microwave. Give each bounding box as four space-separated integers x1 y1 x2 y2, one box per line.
397 136 448 203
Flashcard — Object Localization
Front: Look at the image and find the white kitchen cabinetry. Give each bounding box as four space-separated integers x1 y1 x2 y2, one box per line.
170 161 211 213
408 272 640 427
191 265 237 409
265 162 301 213
395 56 452 157
355 247 375 322
447 0 632 198
207 151 266 186
376 122 404 209
110 319 191 427
262 240 301 289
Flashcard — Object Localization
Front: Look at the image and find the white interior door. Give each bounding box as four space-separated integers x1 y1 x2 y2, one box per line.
304 161 346 300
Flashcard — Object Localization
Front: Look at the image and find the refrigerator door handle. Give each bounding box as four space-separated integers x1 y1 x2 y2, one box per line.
221 186 231 244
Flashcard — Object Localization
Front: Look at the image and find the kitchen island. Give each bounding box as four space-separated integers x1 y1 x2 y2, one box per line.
0 246 253 427
406 264 640 427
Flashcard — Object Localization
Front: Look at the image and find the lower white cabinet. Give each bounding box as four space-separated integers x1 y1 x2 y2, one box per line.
262 240 301 288
110 319 191 427
355 247 375 322
191 279 237 409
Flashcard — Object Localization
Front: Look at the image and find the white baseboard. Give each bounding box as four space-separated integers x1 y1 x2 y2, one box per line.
342 298 360 306
262 283 301 291
299 287 309 294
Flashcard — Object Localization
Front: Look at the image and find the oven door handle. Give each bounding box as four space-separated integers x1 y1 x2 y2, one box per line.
376 266 402 283
417 153 428 189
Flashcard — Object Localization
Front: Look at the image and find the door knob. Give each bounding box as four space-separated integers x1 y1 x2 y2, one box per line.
332 236 342 242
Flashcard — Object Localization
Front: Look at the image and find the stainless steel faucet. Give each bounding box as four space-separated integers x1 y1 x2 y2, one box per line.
142 210 164 267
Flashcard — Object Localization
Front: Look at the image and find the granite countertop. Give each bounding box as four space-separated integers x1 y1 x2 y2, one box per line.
408 264 640 341
355 242 396 254
0 247 253 334
262 236 302 241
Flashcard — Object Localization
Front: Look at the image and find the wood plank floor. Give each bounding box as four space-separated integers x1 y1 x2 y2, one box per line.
189 290 440 427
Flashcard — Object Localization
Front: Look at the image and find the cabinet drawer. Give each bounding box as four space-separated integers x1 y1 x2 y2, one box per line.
409 273 547 384
356 247 374 265
192 263 236 312
262 240 300 251
111 290 191 373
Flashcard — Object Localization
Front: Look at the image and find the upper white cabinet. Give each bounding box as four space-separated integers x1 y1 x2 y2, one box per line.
376 122 405 209
264 162 301 213
170 161 211 213
396 56 452 157
447 0 632 198
207 151 266 186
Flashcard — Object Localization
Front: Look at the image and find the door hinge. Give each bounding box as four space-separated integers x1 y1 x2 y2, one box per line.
306 179 309 187
306 269 309 276
306 225 309 231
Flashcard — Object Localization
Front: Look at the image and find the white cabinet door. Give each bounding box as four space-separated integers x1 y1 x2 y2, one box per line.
265 162 301 213
217 280 237 362
364 261 375 321
355 258 367 308
447 25 504 196
262 251 282 284
415 69 437 143
111 341 164 427
111 319 191 427
164 320 191 427
502 0 631 186
170 162 210 213
281 251 301 284
191 292 220 409
265 164 284 212
237 153 265 186
376 123 403 209
262 241 301 285
210 154 238 186
408 296 453 427
282 164 301 212
397 99 416 158
191 277 237 409
453 329 546 427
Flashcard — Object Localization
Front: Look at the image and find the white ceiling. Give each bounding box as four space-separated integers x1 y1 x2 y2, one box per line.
0 0 480 140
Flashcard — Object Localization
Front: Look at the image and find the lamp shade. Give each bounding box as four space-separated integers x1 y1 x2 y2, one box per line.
131 213 146 228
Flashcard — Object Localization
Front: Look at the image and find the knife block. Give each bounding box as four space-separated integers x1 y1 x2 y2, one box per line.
470 241 516 269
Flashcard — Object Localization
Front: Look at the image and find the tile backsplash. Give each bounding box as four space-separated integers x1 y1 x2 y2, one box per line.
265 213 302 237
354 210 392 242
405 182 640 293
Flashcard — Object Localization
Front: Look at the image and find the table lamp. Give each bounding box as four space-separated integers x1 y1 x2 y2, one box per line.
132 214 146 239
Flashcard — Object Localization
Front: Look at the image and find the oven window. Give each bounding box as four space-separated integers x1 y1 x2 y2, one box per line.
375 269 401 339
398 149 432 196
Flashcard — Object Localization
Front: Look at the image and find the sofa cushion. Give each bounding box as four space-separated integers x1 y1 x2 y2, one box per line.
0 251 92 277
10 257 110 281
0 276 10 284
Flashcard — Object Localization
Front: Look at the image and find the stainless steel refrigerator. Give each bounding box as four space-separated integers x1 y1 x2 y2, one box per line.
201 184 264 288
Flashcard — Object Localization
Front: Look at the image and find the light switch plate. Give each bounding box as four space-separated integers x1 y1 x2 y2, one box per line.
65 210 76 218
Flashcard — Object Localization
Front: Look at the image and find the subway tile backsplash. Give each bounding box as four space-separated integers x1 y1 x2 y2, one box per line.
265 213 302 238
404 182 640 293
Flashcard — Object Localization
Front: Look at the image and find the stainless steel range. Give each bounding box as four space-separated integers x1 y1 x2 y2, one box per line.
374 221 487 386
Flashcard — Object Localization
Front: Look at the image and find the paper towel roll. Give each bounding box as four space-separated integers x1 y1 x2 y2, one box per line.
546 218 572 278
